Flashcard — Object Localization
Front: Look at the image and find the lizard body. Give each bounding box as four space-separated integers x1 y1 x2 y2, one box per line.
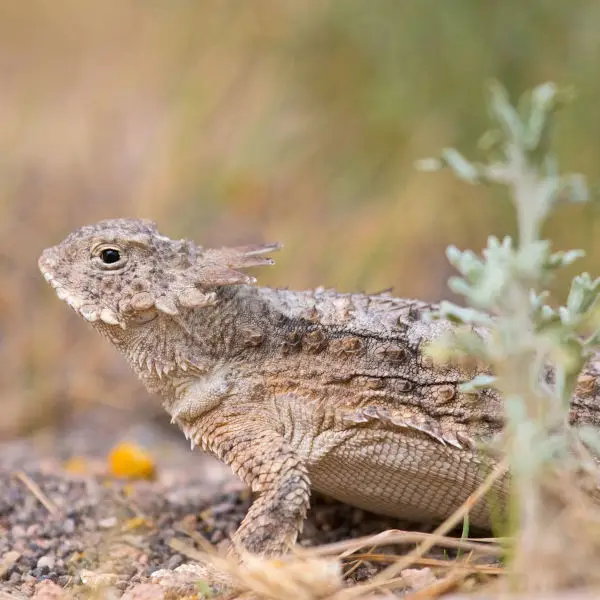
38 218 600 555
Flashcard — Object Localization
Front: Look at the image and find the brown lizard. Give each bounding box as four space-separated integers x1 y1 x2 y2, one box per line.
38 218 600 556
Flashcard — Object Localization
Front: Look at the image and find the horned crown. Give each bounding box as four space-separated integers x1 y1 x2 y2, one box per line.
38 218 280 327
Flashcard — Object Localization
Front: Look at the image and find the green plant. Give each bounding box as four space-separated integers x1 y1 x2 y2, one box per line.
418 81 600 591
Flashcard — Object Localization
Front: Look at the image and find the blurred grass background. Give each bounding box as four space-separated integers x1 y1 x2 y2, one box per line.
2 0 600 440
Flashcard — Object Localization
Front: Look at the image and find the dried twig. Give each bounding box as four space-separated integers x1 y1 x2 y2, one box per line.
296 529 503 560
14 470 58 515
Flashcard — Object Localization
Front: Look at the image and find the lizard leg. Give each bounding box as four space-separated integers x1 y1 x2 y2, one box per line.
204 421 311 556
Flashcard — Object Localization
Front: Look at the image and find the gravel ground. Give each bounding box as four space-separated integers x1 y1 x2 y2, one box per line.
0 466 423 597
0 404 446 599
0 408 475 598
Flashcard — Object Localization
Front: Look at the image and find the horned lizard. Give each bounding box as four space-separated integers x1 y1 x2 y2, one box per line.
38 218 600 557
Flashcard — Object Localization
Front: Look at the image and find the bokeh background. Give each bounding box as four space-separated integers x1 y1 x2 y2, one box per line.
3 0 600 441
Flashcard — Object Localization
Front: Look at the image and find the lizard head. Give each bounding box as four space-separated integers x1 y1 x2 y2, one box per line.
38 218 280 329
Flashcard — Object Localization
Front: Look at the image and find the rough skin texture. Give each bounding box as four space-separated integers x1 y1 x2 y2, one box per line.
38 218 600 557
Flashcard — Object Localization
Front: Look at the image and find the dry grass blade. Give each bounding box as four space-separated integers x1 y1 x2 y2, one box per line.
163 520 502 599
403 567 471 599
330 458 508 599
166 537 344 599
14 471 58 515
171 547 343 600
167 537 216 561
295 530 502 560
342 544 376 579
173 523 218 555
349 553 503 575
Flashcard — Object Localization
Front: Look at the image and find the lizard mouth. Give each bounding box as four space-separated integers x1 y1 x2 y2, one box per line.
38 248 124 328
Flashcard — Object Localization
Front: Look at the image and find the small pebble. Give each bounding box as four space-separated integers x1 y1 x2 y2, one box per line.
62 519 75 534
9 572 21 584
165 554 183 570
98 517 118 529
2 549 21 566
37 555 55 570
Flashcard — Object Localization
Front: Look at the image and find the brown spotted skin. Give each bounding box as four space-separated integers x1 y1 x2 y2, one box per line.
38 218 600 556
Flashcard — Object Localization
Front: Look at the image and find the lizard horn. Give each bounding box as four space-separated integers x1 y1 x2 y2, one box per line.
152 242 282 315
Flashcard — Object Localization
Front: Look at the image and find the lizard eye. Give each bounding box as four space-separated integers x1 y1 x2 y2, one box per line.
92 245 127 270
100 248 121 264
